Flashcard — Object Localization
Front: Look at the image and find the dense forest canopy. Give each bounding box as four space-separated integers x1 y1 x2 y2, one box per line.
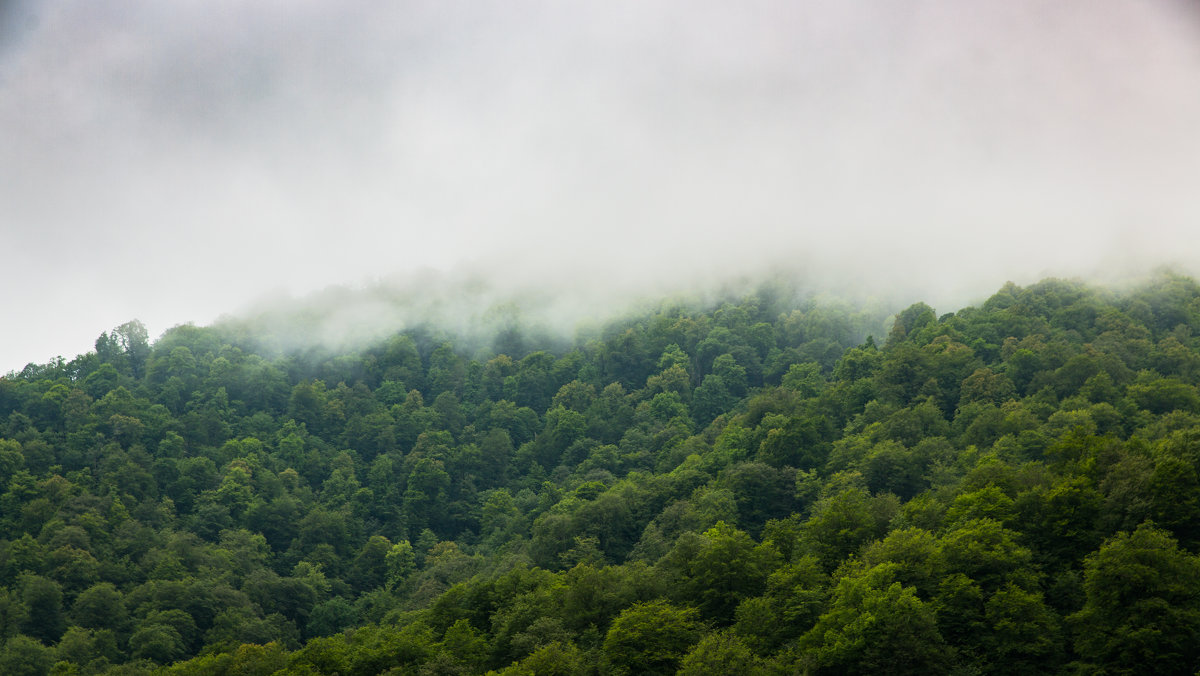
3 273 1200 674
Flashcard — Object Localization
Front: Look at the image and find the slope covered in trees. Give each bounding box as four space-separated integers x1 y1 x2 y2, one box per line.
3 274 1200 674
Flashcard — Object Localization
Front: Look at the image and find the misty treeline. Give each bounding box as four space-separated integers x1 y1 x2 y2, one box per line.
2 274 1200 674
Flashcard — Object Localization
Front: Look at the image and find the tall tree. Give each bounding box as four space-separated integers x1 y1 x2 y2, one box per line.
1070 523 1200 674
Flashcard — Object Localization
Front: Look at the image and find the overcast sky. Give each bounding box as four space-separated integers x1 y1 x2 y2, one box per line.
2 0 1199 372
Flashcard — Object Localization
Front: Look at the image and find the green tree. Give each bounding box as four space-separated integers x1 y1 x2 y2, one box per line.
1069 523 1200 674
403 458 451 535
17 575 65 644
305 597 357 639
934 518 1036 594
663 522 779 623
436 618 489 673
385 540 416 591
690 374 736 426
733 555 827 652
0 635 53 676
602 601 702 676
70 582 127 633
495 640 584 676
677 630 765 676
0 589 25 642
128 622 187 664
981 584 1063 674
801 485 893 570
347 535 392 592
799 569 950 675
54 625 109 669
114 319 151 379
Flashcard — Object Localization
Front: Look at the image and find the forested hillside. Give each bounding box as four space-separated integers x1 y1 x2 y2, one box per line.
3 274 1200 675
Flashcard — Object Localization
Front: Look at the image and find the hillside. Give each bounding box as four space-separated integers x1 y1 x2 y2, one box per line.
2 274 1200 675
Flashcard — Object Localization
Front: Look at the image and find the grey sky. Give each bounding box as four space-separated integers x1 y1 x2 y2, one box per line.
2 1 1199 372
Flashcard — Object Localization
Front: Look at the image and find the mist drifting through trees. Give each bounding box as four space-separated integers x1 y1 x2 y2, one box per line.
3 0 1200 371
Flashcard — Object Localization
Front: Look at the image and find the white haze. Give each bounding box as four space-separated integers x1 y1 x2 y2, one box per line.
2 0 1199 372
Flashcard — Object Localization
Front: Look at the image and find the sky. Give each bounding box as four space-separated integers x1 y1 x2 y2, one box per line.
2 0 1200 373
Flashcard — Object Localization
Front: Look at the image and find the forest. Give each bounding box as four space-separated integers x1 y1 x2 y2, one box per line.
1 273 1200 675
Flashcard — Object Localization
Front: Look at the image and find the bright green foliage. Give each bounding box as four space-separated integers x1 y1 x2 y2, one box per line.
159 641 289 676
384 540 416 591
601 600 702 676
799 569 951 675
435 618 489 672
493 640 585 676
934 518 1037 594
677 630 766 675
288 622 436 675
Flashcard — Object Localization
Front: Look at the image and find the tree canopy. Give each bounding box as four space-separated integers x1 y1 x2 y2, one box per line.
2 273 1200 674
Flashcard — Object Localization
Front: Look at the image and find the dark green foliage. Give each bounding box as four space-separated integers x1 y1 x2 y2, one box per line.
2 274 1200 673
659 521 779 623
17 576 64 644
0 635 53 676
1069 523 1200 674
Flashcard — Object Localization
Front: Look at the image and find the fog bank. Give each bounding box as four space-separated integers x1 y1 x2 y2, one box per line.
3 1 1199 371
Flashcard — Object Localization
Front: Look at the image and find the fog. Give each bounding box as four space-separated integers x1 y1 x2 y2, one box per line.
3 1 1199 373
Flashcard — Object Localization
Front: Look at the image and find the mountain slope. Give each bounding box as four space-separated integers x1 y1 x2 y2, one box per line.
2 274 1200 674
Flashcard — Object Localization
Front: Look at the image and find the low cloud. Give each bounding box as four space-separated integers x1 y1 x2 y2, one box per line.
3 1 1199 371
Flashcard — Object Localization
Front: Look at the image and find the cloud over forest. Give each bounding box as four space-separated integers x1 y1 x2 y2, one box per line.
2 1 1199 370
